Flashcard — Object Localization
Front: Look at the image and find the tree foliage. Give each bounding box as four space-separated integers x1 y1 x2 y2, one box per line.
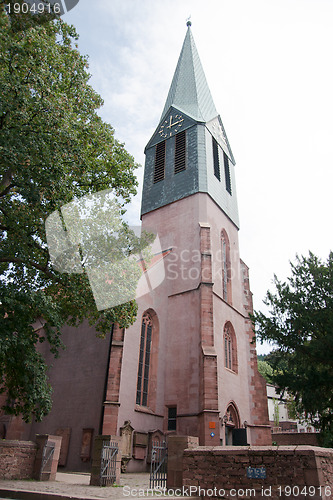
253 252 333 446
0 4 143 422
257 360 274 384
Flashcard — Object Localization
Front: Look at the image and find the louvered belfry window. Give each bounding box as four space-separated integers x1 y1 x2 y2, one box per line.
136 313 153 406
223 151 232 194
212 137 220 180
154 140 166 183
174 130 186 173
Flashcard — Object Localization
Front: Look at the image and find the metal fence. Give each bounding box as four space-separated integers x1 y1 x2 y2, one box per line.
149 440 167 489
100 440 119 486
40 442 55 479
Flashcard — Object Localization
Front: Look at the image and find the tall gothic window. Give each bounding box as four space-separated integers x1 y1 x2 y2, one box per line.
136 313 153 406
222 236 228 300
224 327 232 370
154 141 166 183
221 230 231 304
174 130 186 173
223 322 238 373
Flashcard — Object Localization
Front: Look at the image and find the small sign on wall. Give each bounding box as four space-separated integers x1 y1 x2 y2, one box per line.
247 466 266 479
209 422 216 429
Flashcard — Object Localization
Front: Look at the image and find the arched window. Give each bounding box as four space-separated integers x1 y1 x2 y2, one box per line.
223 322 238 373
136 313 153 406
221 230 232 304
224 328 232 370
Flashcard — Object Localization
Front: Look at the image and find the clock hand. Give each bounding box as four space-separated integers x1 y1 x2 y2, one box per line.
166 119 184 129
165 118 172 129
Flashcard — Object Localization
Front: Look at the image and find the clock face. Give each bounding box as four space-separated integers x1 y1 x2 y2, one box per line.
211 120 227 146
158 114 184 139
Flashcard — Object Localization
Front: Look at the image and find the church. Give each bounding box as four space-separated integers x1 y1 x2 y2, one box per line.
1 22 270 472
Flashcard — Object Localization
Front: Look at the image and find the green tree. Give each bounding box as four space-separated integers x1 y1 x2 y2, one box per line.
252 252 333 447
257 360 274 384
0 4 145 422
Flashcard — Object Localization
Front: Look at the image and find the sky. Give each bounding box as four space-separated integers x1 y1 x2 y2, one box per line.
63 0 333 354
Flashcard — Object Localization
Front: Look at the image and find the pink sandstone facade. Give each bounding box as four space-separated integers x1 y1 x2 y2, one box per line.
107 193 270 472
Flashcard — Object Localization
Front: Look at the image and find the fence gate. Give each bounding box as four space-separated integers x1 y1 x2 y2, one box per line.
150 440 167 489
40 442 55 479
100 440 119 486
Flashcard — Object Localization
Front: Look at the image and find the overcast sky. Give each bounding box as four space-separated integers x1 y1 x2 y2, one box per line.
63 0 333 354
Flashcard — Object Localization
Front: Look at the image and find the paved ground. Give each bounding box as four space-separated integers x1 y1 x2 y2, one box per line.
0 472 168 500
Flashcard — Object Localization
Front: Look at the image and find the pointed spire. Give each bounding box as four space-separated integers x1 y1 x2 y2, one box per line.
161 23 218 123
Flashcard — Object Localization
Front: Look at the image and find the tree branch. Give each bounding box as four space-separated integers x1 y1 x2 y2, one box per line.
0 257 57 281
0 111 9 130
0 168 15 197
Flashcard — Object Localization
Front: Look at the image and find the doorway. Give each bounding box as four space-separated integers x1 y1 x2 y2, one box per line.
223 403 247 446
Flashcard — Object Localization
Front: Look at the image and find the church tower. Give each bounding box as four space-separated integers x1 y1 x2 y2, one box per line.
8 23 271 473
113 22 270 465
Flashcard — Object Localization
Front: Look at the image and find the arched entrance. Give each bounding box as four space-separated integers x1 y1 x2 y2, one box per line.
222 403 247 446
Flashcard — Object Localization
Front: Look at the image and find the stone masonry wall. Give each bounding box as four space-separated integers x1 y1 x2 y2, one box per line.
320 452 333 487
0 440 37 479
272 432 320 447
183 446 333 499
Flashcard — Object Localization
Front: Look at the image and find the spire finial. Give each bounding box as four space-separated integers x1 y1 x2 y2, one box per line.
186 16 192 27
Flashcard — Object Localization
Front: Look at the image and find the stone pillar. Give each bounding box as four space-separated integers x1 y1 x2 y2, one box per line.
33 434 62 481
241 260 271 445
167 435 199 489
198 223 220 446
102 325 125 435
90 435 122 486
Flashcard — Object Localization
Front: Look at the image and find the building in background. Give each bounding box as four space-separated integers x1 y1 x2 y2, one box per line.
267 384 317 433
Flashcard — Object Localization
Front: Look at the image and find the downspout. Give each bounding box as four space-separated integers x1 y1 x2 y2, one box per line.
99 324 114 435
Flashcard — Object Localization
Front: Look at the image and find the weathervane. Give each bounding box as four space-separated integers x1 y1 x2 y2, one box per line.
186 16 192 27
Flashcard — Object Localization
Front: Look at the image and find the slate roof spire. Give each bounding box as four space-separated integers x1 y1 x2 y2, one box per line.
161 23 218 123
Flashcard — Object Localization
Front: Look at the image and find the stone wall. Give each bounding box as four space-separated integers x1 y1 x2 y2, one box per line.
0 440 37 480
320 451 333 486
183 446 333 499
272 432 320 447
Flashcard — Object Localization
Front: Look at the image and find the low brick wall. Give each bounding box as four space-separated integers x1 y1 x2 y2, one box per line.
183 446 333 499
272 432 320 446
0 440 37 480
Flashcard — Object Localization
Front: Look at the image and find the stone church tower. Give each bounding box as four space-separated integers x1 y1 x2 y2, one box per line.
102 22 271 466
8 22 270 473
